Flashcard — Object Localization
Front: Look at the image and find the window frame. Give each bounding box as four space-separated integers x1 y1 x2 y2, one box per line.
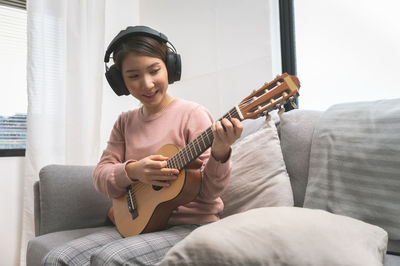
0 149 26 157
279 0 298 111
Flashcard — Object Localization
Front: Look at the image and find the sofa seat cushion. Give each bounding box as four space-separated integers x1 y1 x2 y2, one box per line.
27 226 114 266
159 207 388 266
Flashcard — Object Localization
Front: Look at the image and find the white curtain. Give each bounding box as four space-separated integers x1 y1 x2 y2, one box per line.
20 0 106 264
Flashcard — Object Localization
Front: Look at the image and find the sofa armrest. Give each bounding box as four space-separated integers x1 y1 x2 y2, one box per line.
36 164 112 236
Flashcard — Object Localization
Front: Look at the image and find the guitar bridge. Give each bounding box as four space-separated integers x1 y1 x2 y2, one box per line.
126 186 138 220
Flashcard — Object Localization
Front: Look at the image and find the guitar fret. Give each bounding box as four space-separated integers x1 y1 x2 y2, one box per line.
206 130 212 144
195 138 201 154
168 158 176 169
177 152 184 169
200 134 207 149
181 152 187 168
198 136 205 151
188 143 194 159
183 149 190 166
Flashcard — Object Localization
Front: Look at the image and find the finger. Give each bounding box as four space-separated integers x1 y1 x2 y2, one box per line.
145 167 179 177
215 121 227 136
149 154 169 161
146 160 168 169
160 168 180 175
231 118 243 136
221 118 234 131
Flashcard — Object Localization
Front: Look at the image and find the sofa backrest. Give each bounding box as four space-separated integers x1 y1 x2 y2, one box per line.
35 164 112 236
279 109 323 207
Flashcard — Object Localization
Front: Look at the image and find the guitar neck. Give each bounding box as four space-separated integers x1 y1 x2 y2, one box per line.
167 106 243 170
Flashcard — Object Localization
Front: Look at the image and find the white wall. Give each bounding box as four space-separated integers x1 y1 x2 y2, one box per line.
0 157 24 266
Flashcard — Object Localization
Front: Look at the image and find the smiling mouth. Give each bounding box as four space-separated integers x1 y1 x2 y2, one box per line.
143 90 158 98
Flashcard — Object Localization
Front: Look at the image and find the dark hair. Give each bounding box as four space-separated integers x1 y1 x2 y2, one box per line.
113 35 169 71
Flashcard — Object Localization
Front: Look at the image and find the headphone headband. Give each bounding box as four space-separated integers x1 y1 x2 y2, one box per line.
104 26 169 63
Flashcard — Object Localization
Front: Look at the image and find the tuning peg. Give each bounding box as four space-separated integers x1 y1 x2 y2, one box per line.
278 106 286 115
288 96 297 109
265 113 271 122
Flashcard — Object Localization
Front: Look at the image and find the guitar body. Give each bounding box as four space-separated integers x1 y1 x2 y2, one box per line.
112 144 202 237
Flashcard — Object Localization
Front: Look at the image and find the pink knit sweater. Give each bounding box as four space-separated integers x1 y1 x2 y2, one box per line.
93 98 231 225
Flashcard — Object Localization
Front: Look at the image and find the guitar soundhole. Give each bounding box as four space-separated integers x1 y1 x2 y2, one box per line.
152 185 163 191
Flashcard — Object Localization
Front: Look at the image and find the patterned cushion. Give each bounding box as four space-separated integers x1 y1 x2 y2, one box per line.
221 119 293 218
304 98 400 254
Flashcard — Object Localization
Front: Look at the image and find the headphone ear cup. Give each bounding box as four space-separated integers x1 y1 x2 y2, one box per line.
166 51 181 84
105 65 130 96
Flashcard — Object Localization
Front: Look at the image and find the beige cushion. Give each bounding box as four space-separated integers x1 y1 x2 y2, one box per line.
221 120 293 218
159 207 388 266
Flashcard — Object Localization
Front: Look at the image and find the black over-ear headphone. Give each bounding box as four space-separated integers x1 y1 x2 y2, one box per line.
104 26 182 96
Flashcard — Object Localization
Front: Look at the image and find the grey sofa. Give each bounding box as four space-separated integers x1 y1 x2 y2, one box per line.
27 108 400 266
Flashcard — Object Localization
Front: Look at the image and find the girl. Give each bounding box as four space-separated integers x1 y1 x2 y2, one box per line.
43 25 242 266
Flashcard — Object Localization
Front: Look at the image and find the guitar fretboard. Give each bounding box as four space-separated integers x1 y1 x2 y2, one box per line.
167 106 242 170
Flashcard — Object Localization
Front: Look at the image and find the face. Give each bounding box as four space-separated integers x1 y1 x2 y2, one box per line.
121 52 170 115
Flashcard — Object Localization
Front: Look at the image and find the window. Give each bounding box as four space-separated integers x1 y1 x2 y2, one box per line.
294 0 400 110
0 0 27 157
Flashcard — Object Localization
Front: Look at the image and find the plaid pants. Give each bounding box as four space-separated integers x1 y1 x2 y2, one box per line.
42 224 199 266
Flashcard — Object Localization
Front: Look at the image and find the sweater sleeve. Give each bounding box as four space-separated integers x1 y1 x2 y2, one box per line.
93 113 134 198
185 106 232 201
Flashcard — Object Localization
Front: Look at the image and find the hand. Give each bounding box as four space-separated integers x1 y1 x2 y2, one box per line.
125 155 179 187
211 118 243 162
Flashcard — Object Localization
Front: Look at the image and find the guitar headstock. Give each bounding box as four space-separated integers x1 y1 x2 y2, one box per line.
238 73 300 120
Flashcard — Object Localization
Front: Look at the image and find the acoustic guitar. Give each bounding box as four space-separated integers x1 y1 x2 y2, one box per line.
112 73 300 237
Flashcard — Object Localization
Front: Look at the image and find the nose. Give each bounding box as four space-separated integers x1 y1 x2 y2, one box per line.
141 74 154 90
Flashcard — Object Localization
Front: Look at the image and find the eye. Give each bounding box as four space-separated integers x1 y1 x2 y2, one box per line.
150 68 160 75
127 74 139 79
